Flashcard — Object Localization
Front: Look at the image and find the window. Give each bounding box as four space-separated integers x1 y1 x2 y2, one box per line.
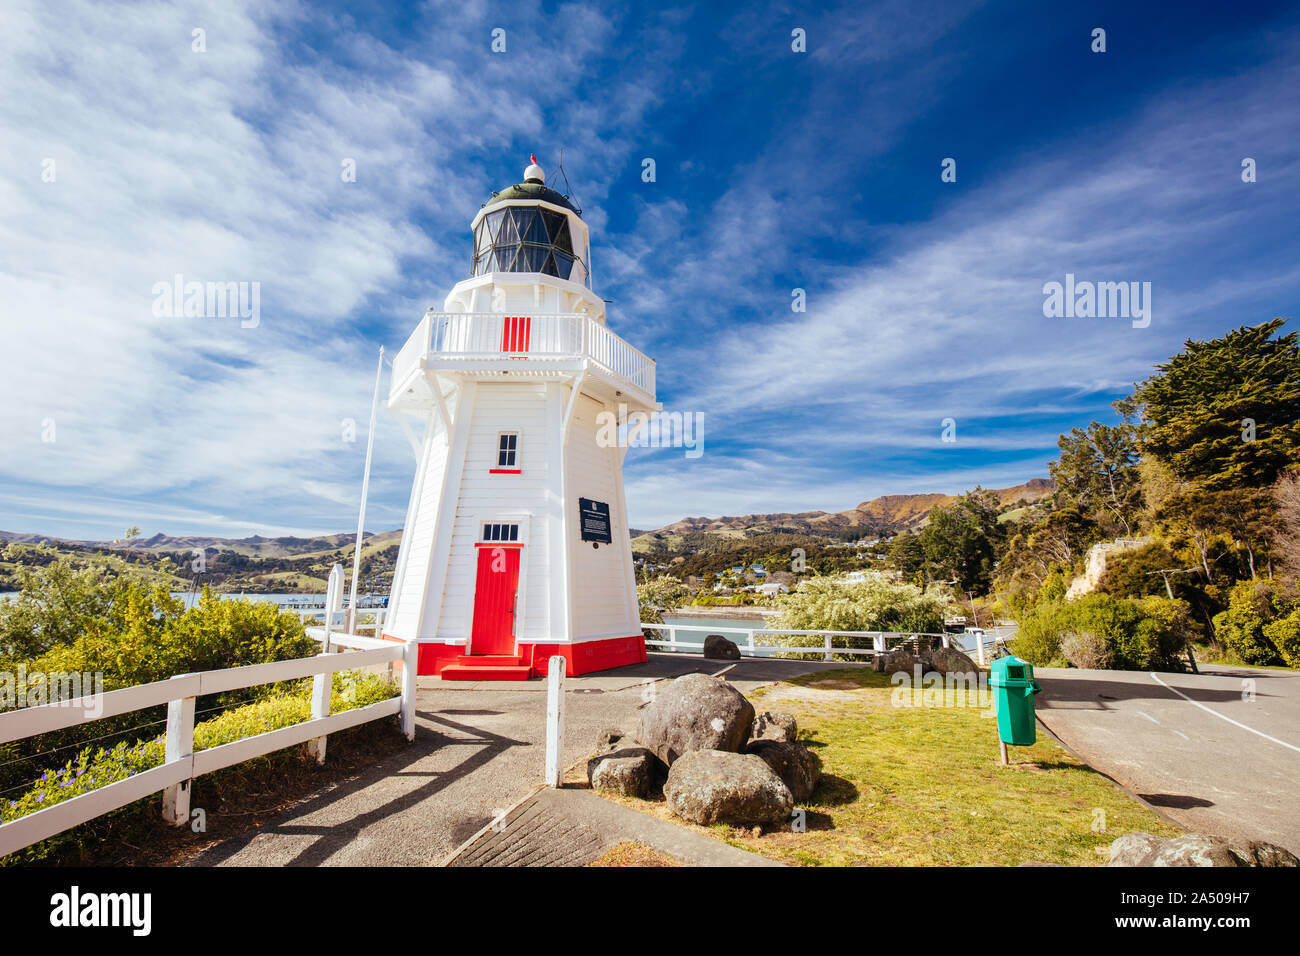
481 522 520 543
471 205 586 283
496 432 518 469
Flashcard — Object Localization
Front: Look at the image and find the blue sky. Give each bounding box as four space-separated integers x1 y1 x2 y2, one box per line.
2 0 1298 540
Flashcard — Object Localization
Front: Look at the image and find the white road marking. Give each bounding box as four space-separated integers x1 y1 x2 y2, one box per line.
1170 728 1189 740
1137 710 1160 725
1150 672 1300 754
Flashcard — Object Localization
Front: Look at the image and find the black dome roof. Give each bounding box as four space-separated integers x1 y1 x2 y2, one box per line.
482 181 580 216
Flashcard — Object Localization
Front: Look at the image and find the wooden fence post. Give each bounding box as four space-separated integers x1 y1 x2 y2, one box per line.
823 633 832 662
400 639 418 742
161 675 196 826
307 655 331 764
544 655 566 787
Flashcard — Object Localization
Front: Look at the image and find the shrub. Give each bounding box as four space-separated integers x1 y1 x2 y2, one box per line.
1013 594 1192 671
769 572 954 653
1211 580 1285 666
31 585 313 690
1060 630 1109 669
1012 602 1069 664
1 670 396 865
637 575 692 626
2 584 317 793
1263 609 1300 667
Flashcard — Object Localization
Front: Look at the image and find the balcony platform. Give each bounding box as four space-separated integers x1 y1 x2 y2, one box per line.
389 311 656 413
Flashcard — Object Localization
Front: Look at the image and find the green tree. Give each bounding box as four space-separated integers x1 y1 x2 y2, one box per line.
1049 422 1143 534
0 546 120 660
918 489 1005 594
887 532 925 580
637 574 692 625
1118 318 1300 491
996 507 1101 607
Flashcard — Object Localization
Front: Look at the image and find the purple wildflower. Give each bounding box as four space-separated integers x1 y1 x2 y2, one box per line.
36 793 45 803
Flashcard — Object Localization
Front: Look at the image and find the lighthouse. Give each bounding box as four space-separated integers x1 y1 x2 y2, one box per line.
381 157 657 680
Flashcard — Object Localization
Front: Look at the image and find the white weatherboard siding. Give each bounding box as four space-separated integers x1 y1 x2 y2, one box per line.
565 394 637 640
385 408 450 641
382 163 656 671
438 383 554 644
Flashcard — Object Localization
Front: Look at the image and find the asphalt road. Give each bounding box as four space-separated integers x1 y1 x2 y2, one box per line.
1035 664 1300 854
186 653 853 866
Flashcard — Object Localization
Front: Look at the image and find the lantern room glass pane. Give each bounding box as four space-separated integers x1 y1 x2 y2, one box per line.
520 245 546 272
497 211 520 244
524 212 548 245
540 211 564 242
550 218 573 255
493 246 518 272
473 205 585 282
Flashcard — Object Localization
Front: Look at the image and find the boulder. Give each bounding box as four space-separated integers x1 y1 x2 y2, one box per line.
745 739 821 802
1108 832 1300 867
925 645 979 676
750 710 798 743
872 649 925 675
593 727 630 752
636 673 755 765
587 747 663 799
1107 832 1164 866
663 750 794 825
703 634 742 660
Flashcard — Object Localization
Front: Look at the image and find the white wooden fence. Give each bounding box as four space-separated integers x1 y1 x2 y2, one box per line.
0 635 417 859
641 622 954 659
295 608 387 637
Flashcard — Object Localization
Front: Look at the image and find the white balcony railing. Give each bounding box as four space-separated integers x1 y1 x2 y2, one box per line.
390 312 655 402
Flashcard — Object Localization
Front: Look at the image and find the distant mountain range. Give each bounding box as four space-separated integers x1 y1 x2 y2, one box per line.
1 478 1053 556
0 529 401 559
630 478 1054 545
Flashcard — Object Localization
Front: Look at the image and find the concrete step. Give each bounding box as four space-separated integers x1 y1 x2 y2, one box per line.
440 654 531 681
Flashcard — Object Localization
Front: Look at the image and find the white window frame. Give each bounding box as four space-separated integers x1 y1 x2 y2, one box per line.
493 430 520 470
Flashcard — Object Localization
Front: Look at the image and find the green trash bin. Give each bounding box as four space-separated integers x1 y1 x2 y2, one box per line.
989 655 1041 746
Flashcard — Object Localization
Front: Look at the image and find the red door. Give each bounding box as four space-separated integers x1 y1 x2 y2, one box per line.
471 545 521 655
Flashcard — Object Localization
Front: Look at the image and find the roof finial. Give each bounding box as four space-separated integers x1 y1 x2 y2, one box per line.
524 155 544 184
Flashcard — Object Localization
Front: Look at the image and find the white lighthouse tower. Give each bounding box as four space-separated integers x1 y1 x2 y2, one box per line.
381 157 657 680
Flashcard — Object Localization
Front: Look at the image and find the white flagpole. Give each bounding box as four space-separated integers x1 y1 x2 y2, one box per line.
347 345 384 634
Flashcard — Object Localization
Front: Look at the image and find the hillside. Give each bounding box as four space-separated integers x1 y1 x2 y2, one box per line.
632 478 1053 551
0 529 404 594
2 479 1053 591
0 529 402 559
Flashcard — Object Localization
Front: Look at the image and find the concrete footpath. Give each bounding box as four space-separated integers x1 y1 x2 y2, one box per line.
443 787 783 867
187 654 849 866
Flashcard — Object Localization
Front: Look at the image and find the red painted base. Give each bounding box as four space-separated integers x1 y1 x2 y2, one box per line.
520 636 648 678
380 634 648 679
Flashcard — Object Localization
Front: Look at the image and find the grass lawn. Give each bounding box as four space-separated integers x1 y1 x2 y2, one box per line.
595 667 1182 866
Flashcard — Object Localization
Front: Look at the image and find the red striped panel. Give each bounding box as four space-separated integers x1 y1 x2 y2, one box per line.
500 316 531 355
